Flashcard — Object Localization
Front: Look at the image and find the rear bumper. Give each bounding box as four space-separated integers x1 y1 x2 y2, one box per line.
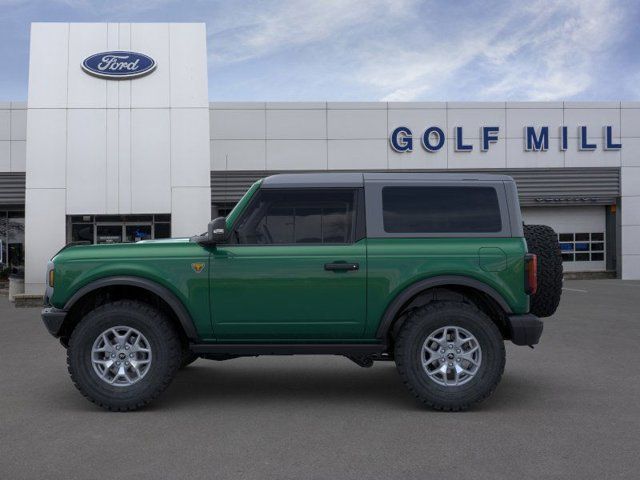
507 313 543 346
41 307 67 338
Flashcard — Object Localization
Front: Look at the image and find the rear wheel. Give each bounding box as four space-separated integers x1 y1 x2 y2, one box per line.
395 301 505 411
67 300 181 411
524 224 563 318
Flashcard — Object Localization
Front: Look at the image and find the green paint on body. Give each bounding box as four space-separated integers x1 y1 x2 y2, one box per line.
51 238 213 337
225 179 262 230
50 234 529 342
364 237 528 337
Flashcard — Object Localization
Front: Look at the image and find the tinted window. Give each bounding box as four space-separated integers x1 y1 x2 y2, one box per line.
382 186 502 233
235 189 356 244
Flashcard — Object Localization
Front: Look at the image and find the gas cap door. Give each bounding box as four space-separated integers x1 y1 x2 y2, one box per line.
478 247 507 272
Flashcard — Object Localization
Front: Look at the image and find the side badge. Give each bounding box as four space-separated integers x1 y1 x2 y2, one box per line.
191 262 205 273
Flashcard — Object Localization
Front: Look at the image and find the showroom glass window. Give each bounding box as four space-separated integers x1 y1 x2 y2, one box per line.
68 215 171 244
382 186 502 233
0 210 25 271
233 189 356 245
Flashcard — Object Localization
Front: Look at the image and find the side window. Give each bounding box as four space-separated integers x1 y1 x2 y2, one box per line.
382 186 502 233
234 189 357 245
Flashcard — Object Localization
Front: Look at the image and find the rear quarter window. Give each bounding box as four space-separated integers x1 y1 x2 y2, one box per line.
382 186 502 233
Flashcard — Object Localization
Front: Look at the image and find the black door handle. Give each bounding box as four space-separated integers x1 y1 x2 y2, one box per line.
324 262 359 271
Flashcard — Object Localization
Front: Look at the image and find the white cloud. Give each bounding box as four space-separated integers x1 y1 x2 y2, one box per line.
477 0 622 100
366 36 492 102
1 0 631 101
0 0 177 11
358 0 624 101
208 0 414 64
208 0 626 101
0 0 87 6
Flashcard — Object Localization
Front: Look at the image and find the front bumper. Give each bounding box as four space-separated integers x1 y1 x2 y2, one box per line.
41 307 67 338
506 313 543 346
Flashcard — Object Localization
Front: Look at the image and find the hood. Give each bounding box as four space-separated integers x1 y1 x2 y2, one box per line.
52 237 194 262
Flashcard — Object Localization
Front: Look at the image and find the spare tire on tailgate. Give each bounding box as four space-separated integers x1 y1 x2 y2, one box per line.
523 224 563 318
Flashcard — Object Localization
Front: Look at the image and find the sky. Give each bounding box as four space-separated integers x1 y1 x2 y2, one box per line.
0 0 638 102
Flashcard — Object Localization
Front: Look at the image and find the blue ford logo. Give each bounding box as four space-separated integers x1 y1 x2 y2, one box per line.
82 51 156 79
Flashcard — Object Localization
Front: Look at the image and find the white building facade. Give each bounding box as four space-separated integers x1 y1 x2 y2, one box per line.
0 22 639 293
23 22 211 294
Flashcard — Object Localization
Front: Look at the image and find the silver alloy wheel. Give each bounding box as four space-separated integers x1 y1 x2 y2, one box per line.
420 325 482 387
91 326 152 387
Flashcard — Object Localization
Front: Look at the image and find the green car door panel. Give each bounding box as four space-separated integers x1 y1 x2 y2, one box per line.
210 240 367 340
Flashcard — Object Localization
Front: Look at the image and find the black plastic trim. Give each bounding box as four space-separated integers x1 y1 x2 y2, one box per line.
507 313 543 346
63 276 199 341
375 275 514 339
324 262 359 271
354 187 367 242
190 343 387 356
41 307 67 337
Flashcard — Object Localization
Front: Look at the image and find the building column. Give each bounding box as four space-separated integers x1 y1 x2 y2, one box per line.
620 166 640 279
171 187 211 237
24 188 65 294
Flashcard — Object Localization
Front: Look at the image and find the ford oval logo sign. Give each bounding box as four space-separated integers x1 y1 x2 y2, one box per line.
81 51 156 79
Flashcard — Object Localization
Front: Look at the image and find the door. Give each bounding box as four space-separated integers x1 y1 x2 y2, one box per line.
521 206 607 272
210 188 367 340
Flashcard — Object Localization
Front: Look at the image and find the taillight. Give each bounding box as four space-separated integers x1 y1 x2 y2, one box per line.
524 253 537 295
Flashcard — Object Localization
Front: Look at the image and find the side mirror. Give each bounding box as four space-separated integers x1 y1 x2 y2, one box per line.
207 217 227 244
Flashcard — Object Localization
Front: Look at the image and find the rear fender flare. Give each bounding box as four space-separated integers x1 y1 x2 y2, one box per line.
375 275 513 339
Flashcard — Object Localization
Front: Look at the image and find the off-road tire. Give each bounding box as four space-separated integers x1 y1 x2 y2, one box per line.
395 301 505 411
524 224 563 318
67 300 181 411
180 350 199 369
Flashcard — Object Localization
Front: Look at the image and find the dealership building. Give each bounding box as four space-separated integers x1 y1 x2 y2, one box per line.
1 22 640 294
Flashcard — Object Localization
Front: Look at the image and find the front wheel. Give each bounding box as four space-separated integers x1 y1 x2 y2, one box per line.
67 300 182 411
395 301 505 411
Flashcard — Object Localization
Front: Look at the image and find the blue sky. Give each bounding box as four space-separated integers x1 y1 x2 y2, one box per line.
1 0 638 101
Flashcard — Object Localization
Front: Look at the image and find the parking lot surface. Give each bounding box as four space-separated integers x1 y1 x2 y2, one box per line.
1 280 639 479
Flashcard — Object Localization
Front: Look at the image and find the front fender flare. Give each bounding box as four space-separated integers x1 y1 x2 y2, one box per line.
63 276 199 341
375 275 513 339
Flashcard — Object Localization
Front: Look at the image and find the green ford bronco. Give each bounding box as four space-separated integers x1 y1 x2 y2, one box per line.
41 173 563 411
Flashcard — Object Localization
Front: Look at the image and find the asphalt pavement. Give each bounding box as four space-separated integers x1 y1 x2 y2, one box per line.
0 279 638 479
